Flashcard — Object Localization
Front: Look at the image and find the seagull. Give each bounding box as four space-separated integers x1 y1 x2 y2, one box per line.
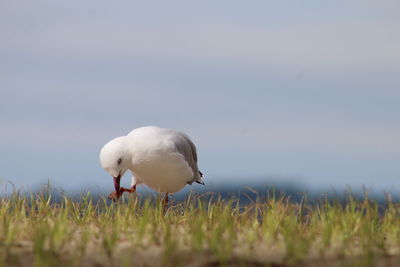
99 126 204 207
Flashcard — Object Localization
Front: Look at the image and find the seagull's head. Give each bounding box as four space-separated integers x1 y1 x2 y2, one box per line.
99 136 130 180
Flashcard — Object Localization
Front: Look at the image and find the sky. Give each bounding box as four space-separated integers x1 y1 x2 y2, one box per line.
1 1 400 193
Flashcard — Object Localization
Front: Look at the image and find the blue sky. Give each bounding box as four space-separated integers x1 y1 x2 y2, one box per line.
1 1 399 192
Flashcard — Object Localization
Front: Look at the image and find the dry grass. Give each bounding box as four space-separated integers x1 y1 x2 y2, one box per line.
0 189 400 267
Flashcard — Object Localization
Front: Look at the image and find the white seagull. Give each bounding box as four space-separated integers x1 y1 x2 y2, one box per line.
99 126 204 206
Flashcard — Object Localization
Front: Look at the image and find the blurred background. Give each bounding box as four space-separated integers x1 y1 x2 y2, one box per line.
1 1 399 197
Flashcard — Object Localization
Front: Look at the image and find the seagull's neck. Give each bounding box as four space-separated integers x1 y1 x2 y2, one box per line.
124 140 141 170
129 152 144 170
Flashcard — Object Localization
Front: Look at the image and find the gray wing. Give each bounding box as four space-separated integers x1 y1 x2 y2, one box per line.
171 131 204 185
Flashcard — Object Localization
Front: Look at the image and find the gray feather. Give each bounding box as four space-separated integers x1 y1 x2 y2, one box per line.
171 131 204 185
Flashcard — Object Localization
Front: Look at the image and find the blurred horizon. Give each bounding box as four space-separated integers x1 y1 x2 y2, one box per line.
2 178 399 205
1 1 400 193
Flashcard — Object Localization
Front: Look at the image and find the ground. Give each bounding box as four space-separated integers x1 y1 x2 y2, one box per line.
1 191 400 267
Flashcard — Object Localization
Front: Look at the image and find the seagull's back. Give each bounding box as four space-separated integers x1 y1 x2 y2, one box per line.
127 126 202 193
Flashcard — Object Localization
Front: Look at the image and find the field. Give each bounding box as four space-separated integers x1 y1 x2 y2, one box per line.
1 190 400 267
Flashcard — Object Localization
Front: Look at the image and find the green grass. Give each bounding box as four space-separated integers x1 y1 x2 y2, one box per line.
0 190 399 267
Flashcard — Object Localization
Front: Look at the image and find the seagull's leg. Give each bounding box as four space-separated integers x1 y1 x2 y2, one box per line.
120 184 136 194
162 193 169 213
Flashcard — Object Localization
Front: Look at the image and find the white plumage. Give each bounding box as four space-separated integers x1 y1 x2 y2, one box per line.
99 126 203 198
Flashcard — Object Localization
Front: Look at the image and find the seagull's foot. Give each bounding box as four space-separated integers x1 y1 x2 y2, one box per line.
108 185 136 202
108 190 122 201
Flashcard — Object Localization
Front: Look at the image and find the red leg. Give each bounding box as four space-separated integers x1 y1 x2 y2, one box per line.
120 184 136 194
162 193 169 213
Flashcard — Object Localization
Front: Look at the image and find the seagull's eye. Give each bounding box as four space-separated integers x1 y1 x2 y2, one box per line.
117 158 122 165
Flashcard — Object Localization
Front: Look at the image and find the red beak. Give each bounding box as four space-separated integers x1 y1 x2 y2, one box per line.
113 175 121 193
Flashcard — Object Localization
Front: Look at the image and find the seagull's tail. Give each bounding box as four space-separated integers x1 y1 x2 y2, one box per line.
195 171 205 185
195 180 205 185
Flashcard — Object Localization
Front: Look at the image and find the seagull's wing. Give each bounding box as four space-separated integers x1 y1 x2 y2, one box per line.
171 131 204 185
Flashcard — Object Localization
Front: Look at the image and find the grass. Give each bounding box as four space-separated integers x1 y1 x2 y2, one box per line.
0 189 399 267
